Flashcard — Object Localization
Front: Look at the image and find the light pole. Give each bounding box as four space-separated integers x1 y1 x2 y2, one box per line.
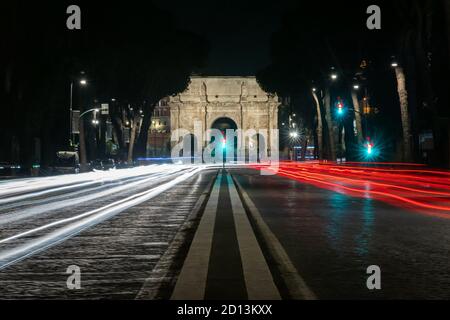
222 138 226 169
289 131 299 161
79 107 99 119
69 78 87 148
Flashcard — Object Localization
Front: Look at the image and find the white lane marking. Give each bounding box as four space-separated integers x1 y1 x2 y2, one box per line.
226 173 281 300
170 173 222 300
232 174 317 300
0 167 204 270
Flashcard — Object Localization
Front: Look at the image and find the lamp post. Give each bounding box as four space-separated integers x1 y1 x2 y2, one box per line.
79 108 99 119
70 77 88 170
69 78 87 147
222 138 226 169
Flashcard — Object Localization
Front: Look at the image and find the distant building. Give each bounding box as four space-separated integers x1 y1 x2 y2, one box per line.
146 97 171 157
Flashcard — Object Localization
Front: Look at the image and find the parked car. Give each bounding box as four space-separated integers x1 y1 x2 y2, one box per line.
115 160 134 169
90 159 104 171
53 151 80 174
90 159 116 171
101 159 116 171
0 162 22 178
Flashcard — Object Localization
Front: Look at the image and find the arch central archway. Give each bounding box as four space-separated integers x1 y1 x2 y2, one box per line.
211 117 238 132
211 117 238 163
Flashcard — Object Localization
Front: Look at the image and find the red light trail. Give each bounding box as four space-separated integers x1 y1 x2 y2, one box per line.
251 162 450 219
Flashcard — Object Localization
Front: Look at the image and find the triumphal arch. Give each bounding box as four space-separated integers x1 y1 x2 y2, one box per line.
168 76 280 158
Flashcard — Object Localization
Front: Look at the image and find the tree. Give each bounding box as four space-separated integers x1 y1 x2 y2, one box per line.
0 2 209 167
312 90 324 158
351 90 364 144
394 65 412 161
323 88 337 160
86 4 209 160
127 112 142 164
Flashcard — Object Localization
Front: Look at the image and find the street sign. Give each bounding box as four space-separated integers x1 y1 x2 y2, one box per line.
71 110 80 134
101 104 109 115
419 131 434 151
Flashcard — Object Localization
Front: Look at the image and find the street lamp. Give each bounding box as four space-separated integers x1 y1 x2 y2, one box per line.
79 108 99 118
69 77 88 147
353 84 360 90
391 62 399 68
290 131 299 139
331 73 338 80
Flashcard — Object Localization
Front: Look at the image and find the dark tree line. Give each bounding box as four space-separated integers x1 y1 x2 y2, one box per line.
257 0 450 166
0 1 209 167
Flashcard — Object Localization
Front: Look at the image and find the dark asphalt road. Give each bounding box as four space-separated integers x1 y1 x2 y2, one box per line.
232 168 450 299
0 166 449 300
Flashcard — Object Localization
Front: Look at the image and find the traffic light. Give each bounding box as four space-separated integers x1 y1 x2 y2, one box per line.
367 143 373 155
336 99 344 116
365 137 375 157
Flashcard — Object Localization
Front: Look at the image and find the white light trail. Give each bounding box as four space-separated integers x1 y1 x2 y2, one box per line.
0 165 162 200
0 165 211 270
0 167 186 226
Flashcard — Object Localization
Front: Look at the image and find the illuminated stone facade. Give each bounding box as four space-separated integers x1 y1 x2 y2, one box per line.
168 76 280 154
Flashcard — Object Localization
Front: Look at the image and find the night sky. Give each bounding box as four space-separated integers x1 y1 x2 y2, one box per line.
154 0 297 75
